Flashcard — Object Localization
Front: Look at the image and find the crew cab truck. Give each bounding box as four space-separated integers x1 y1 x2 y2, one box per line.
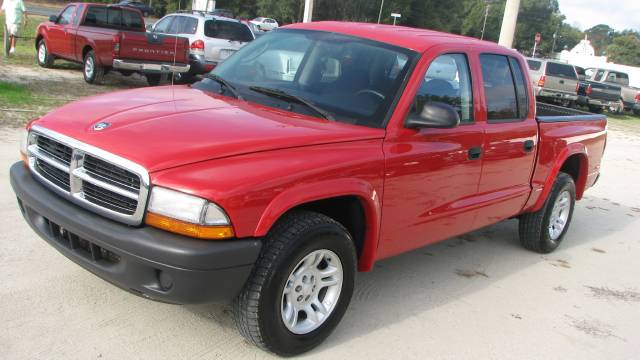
578 68 637 114
11 22 607 356
35 3 190 85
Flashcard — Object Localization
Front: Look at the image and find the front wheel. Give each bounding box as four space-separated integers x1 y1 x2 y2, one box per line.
233 211 356 356
37 40 54 68
519 172 576 253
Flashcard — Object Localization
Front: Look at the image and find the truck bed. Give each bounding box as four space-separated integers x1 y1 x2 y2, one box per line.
536 102 607 122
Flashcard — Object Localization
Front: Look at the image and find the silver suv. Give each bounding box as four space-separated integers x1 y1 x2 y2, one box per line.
526 58 579 106
149 11 254 80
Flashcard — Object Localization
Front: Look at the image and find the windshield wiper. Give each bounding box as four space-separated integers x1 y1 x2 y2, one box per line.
205 74 242 100
249 86 334 121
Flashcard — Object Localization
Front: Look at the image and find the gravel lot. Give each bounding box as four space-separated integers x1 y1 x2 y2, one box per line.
1 121 639 359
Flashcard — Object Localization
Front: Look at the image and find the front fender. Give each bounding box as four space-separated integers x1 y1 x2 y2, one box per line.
254 178 382 272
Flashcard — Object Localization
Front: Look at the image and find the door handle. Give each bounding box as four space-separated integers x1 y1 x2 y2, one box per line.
468 146 482 160
559 80 565 84
524 140 535 152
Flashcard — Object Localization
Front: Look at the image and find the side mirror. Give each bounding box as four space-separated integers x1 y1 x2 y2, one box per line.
406 102 460 129
146 24 154 32
49 15 58 23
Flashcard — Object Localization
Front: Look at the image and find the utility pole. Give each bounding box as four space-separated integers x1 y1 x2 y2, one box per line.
480 4 489 40
498 0 520 48
303 0 314 23
377 0 385 24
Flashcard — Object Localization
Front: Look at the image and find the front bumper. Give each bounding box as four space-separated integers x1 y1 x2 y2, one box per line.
10 162 261 304
113 59 191 74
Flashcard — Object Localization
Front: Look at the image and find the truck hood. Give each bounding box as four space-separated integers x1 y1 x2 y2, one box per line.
33 86 385 172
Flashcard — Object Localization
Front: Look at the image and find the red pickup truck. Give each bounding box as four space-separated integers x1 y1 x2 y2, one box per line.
35 3 190 85
11 22 606 355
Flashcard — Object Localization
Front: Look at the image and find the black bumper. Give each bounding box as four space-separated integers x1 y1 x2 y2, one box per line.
188 54 217 75
10 162 261 304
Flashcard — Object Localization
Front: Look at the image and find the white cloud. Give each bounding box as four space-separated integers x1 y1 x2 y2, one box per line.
558 0 640 31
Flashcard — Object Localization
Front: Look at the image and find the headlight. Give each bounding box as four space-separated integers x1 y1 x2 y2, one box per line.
19 128 29 165
145 186 234 240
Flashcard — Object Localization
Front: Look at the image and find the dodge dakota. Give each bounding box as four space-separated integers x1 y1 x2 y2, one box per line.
35 2 190 85
11 22 607 355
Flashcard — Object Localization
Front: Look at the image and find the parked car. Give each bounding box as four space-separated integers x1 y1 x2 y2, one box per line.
250 17 278 31
13 22 607 356
210 8 234 18
634 92 640 116
118 0 154 17
149 11 254 81
35 3 190 85
526 58 579 107
577 68 626 113
581 68 639 113
241 19 264 38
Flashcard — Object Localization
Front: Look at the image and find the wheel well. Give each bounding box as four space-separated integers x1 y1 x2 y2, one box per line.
82 46 93 60
35 35 43 49
560 154 587 198
290 196 366 258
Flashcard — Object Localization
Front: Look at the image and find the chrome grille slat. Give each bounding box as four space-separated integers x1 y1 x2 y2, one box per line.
27 125 150 226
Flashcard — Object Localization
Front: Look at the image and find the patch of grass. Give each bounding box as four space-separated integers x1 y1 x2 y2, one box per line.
0 81 33 106
608 112 640 122
1 13 45 66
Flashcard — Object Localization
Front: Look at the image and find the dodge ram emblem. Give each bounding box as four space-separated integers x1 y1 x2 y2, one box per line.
93 122 111 131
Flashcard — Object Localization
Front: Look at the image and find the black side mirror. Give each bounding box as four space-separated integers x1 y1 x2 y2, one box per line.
406 102 460 129
146 24 154 32
49 15 58 23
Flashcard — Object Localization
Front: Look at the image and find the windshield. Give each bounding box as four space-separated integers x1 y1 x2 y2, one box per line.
192 29 417 128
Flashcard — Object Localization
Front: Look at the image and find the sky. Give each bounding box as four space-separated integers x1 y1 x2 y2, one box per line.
558 0 640 32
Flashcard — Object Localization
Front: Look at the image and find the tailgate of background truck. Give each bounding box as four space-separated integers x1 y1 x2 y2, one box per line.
119 31 190 64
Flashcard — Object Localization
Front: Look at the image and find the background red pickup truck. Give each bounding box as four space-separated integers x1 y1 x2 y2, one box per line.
12 22 606 356
35 2 190 85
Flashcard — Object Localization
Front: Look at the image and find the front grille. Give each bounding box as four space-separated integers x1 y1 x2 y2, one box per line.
46 218 121 264
27 126 149 225
37 135 72 165
35 158 70 191
83 182 138 215
84 155 141 192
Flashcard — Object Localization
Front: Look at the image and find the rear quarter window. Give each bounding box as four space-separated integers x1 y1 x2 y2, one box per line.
204 20 253 42
545 62 577 79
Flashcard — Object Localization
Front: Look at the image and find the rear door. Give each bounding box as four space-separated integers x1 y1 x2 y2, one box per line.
121 14 189 64
475 54 538 227
545 62 578 95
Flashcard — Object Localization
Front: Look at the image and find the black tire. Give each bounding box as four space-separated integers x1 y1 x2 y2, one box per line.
634 109 640 117
146 73 162 86
233 211 357 356
172 71 195 84
83 50 104 84
588 105 603 114
36 40 54 68
519 172 576 253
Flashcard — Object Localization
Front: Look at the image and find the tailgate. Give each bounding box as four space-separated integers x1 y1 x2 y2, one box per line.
118 31 190 64
589 82 620 102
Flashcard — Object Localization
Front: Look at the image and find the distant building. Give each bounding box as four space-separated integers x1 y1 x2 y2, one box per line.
559 36 640 87
192 0 215 12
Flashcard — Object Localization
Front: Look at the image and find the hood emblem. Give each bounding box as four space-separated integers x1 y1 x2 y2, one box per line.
93 122 111 131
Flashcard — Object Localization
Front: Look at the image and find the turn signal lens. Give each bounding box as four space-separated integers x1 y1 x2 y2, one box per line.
538 75 545 87
19 128 29 167
145 212 235 240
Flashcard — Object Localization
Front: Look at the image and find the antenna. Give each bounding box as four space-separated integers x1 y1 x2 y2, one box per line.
170 0 182 106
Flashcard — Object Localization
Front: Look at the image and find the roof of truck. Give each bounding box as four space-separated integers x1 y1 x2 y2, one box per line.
284 21 505 53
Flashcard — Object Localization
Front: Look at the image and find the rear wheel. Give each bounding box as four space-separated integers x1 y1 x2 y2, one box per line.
233 211 356 356
519 172 576 253
146 73 162 86
83 50 104 84
37 40 54 68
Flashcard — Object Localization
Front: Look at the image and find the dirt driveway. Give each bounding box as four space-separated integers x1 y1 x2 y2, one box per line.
0 118 639 359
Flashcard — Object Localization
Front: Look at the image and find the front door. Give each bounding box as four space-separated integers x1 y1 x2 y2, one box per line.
379 52 484 259
47 5 76 59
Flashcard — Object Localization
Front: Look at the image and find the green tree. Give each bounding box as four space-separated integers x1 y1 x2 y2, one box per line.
606 34 640 66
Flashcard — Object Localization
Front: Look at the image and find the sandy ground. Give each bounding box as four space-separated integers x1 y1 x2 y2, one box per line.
1 124 639 360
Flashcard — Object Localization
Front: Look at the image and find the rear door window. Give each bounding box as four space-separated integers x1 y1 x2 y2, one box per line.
545 62 577 79
178 17 198 34
204 20 253 42
83 6 127 29
153 16 174 33
480 54 528 122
